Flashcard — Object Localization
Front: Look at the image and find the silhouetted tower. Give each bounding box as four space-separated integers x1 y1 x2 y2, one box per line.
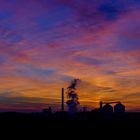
61 88 64 112
114 102 125 113
100 101 103 109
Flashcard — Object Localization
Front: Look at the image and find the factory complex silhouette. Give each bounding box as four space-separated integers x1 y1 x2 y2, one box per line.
43 79 126 114
0 79 140 135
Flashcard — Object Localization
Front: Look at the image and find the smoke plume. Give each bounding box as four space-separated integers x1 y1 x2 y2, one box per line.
66 79 80 113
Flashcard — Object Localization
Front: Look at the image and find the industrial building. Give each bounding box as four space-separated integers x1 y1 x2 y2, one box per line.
114 102 125 113
99 101 125 113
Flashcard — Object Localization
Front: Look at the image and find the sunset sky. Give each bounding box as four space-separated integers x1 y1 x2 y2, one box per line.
0 0 140 112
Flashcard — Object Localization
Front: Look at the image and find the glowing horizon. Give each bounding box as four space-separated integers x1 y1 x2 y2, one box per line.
0 0 140 112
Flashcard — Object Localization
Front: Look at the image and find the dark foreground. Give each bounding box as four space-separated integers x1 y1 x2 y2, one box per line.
0 112 140 137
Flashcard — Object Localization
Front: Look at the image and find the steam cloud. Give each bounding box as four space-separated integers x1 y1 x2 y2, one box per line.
66 79 80 113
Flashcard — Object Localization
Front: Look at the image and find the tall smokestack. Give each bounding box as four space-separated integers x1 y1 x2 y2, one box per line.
100 101 102 109
61 88 64 112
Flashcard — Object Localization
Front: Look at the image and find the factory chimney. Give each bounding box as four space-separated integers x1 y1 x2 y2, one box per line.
61 88 64 112
100 101 103 109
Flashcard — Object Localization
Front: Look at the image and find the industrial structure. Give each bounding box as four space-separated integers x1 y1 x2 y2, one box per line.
42 107 52 114
43 79 125 114
61 88 64 112
99 101 125 113
66 79 80 113
60 79 125 114
60 85 125 113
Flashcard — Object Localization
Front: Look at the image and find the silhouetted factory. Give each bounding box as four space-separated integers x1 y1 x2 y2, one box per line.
42 86 126 114
60 86 125 113
99 101 125 113
60 79 126 113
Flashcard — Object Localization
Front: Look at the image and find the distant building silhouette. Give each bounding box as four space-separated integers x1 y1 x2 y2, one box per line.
42 107 52 114
102 103 113 113
67 99 79 113
99 101 125 113
114 102 125 113
83 106 87 112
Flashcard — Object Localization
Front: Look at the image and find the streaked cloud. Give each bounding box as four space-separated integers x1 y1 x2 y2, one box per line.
0 0 139 111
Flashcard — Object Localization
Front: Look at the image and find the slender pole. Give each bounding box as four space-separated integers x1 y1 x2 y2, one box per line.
61 88 64 112
100 101 102 109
